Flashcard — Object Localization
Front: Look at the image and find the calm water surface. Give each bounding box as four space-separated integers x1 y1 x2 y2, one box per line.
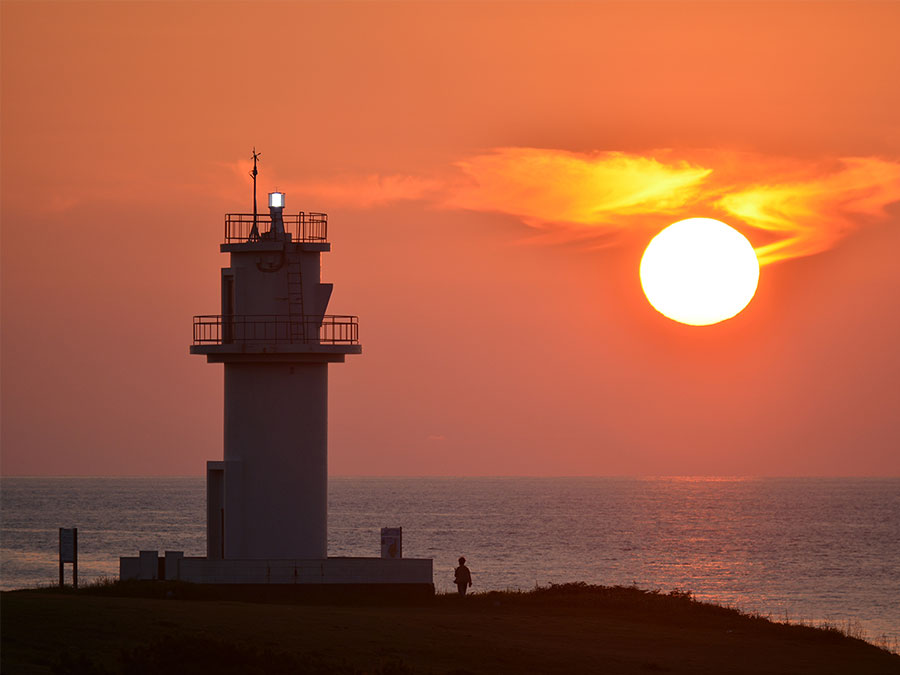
2 477 898 647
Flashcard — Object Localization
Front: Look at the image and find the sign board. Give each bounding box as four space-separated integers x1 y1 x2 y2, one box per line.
59 527 78 588
60 528 76 563
380 527 402 559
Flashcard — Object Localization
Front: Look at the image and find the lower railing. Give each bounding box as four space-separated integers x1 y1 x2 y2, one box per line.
193 315 359 345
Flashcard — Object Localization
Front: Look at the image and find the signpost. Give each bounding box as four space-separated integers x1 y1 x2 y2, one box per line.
59 527 78 588
380 527 402 559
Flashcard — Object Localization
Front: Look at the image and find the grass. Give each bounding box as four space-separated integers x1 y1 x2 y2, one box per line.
2 581 898 674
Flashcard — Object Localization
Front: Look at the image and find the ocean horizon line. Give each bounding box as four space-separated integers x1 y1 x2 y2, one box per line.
2 473 899 480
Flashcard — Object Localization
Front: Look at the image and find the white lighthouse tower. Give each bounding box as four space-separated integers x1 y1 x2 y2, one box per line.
189 185 358 561
119 154 432 590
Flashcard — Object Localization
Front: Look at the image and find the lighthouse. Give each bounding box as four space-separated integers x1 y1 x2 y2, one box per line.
119 155 432 590
189 188 359 561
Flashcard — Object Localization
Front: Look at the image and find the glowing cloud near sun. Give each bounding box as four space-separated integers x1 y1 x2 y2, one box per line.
237 148 900 266
717 157 900 265
446 148 712 229
443 149 900 264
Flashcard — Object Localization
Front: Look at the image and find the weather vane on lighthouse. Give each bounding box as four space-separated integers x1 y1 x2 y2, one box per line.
249 147 261 241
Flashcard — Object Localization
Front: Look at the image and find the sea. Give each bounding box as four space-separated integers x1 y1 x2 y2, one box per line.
2 477 898 649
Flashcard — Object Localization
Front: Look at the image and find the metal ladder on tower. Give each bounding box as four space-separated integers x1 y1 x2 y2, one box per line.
287 256 305 343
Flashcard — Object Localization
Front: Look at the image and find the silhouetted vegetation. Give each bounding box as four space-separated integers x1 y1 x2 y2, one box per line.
53 635 415 675
4 581 898 674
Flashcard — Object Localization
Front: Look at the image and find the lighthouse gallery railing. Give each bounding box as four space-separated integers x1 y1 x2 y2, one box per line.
224 213 327 244
193 315 358 345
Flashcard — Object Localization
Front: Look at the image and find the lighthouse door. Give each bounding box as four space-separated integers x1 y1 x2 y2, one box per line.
207 463 225 559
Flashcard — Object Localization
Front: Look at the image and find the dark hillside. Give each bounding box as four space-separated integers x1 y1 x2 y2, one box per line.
2 583 897 674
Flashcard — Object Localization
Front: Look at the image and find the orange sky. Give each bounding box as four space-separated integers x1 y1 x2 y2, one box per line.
2 1 899 476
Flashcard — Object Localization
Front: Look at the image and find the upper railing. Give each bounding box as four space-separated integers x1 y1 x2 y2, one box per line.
224 212 328 244
193 314 358 346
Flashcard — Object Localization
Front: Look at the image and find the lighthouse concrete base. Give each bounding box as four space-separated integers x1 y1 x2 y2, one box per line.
120 554 432 587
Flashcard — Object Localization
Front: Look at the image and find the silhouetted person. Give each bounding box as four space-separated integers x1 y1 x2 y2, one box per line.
454 556 472 596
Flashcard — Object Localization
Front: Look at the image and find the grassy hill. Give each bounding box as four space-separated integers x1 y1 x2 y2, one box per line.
2 582 897 674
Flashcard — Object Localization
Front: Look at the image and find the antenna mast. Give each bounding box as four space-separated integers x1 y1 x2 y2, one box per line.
249 147 261 240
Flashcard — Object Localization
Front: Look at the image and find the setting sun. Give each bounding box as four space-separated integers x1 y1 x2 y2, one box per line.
640 218 760 326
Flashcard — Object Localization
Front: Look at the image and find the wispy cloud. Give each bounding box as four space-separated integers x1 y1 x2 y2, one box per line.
716 157 900 265
223 149 900 265
285 174 442 208
222 160 440 209
441 149 900 264
444 148 712 229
